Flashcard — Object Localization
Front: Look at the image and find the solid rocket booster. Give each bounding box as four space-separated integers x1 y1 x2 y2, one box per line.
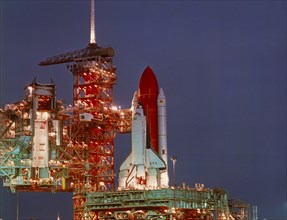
118 66 169 189
158 88 167 163
157 88 169 187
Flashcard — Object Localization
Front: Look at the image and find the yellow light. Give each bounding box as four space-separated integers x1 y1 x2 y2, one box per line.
62 176 66 190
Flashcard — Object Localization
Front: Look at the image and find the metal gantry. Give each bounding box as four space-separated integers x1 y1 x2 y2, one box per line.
0 47 132 218
39 43 132 219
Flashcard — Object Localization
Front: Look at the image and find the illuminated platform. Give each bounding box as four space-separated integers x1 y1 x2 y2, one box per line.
81 187 235 220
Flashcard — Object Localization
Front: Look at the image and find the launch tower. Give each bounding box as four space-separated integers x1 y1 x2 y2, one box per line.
38 1 132 218
41 44 119 218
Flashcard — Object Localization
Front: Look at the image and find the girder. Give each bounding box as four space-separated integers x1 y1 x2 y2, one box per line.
84 188 232 220
39 44 114 66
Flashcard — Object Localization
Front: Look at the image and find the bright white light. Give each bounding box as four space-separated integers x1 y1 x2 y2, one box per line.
49 132 56 137
42 112 49 120
27 86 33 96
111 106 118 111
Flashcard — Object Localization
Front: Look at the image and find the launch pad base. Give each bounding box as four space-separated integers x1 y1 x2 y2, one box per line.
82 187 236 220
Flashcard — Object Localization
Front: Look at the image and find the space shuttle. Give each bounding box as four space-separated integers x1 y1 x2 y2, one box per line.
118 67 169 189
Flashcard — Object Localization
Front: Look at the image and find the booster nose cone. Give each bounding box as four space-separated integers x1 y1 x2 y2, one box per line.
157 88 166 106
138 66 159 153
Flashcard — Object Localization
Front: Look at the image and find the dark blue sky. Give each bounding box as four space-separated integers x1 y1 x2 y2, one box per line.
0 1 286 219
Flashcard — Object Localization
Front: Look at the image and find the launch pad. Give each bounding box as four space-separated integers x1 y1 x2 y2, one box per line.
84 187 231 219
0 1 249 219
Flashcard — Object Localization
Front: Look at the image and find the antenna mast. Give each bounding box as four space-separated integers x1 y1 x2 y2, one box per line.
90 0 96 44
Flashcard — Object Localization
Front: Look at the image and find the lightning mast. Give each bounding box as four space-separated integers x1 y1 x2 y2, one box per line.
90 0 96 44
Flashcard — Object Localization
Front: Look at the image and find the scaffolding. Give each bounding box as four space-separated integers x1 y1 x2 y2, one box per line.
39 42 132 219
0 68 130 219
228 199 249 220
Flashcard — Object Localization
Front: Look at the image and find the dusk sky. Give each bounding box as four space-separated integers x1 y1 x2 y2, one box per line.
0 1 286 219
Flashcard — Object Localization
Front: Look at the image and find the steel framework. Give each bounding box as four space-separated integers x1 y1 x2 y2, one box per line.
0 43 132 219
40 43 132 219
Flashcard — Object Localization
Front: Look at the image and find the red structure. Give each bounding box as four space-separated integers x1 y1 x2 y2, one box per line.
37 1 133 217
39 42 133 219
138 66 159 153
70 48 117 192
